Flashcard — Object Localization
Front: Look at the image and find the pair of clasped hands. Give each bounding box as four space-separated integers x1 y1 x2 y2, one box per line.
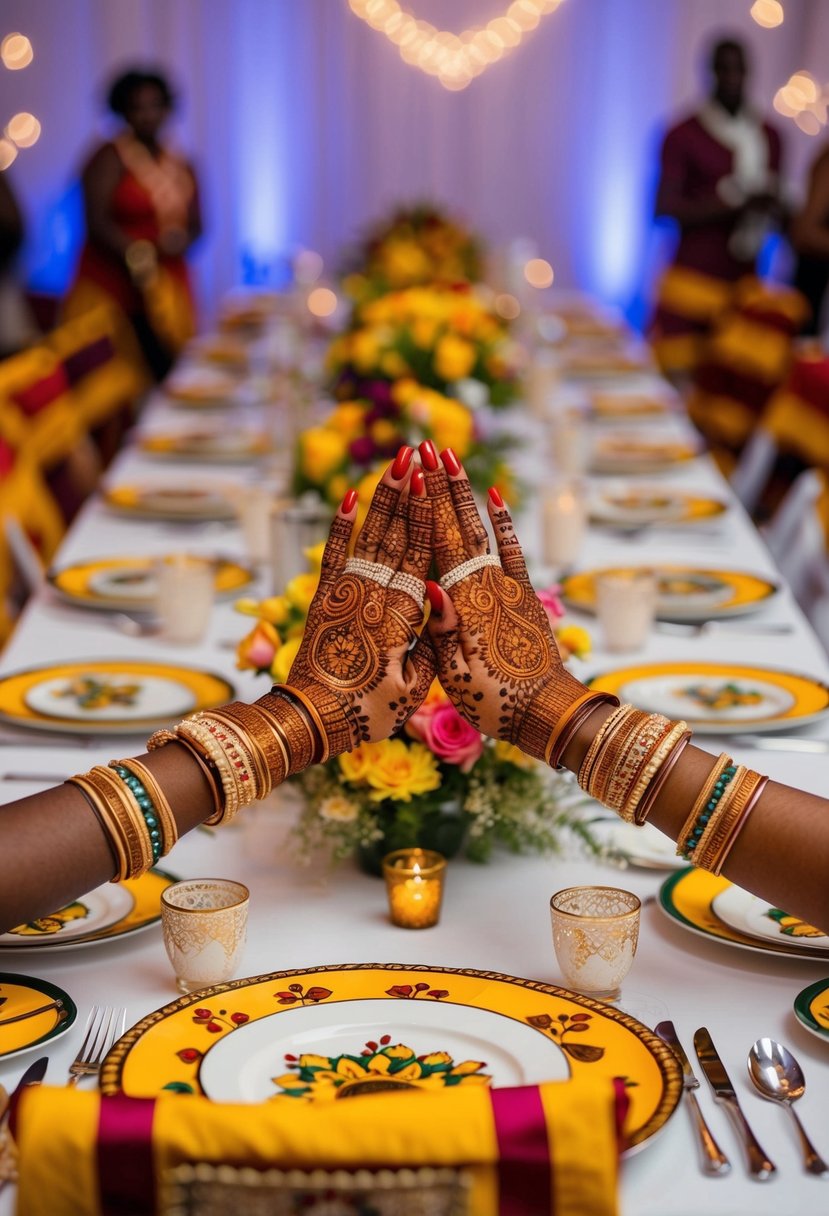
286 440 579 762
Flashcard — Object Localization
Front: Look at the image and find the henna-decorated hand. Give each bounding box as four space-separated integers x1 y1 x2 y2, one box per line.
280 448 436 754
420 443 589 763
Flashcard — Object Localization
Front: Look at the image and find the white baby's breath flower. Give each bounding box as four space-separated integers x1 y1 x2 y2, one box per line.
318 793 359 823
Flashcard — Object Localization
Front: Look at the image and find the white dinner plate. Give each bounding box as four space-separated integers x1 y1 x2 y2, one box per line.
712 886 829 952
0 884 135 947
24 672 197 723
588 819 686 871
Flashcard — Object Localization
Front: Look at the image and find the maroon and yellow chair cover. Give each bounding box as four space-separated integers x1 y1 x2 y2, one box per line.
649 264 735 379
13 1078 627 1216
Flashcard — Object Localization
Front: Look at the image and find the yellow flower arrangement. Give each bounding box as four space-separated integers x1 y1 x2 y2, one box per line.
363 739 442 803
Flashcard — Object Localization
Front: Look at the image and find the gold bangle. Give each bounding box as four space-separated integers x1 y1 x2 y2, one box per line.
606 715 672 816
675 754 733 859
210 703 288 794
206 710 270 798
590 710 652 806
80 767 152 879
578 704 633 789
696 769 764 874
543 690 604 768
68 775 129 882
692 765 747 863
710 775 769 876
624 722 689 826
635 730 692 826
280 685 331 764
256 691 317 772
111 757 179 855
174 718 242 824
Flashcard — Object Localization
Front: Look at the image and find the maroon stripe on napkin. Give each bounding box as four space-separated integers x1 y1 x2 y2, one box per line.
490 1085 552 1216
63 336 114 384
97 1095 157 1216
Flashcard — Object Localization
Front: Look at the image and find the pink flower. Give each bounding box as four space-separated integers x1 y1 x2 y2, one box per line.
537 584 565 630
407 701 483 772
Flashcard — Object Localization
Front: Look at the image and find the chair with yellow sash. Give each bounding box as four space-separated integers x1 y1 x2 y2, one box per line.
11 1077 627 1216
686 279 809 477
47 304 145 467
649 264 734 380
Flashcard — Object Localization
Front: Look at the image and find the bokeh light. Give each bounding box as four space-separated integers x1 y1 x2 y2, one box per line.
0 139 18 171
307 287 338 317
524 258 555 289
5 112 41 148
494 293 521 320
750 0 784 28
293 249 324 285
1 33 33 70
774 70 829 136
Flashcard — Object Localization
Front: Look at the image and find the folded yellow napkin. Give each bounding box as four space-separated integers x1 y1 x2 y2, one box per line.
14 1077 626 1216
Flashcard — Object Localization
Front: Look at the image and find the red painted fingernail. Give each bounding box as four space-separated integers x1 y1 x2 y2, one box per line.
391 445 414 480
440 447 461 476
411 467 426 496
488 486 505 508
341 489 359 513
419 440 439 471
425 580 443 615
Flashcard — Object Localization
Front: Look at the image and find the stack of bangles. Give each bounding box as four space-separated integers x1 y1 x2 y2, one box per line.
66 686 335 881
567 702 768 875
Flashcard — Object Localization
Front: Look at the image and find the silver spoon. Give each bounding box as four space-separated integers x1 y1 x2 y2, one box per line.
748 1038 829 1177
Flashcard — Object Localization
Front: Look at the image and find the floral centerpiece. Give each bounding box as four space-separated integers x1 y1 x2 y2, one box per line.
340 202 485 301
237 575 593 872
327 284 521 409
293 382 515 508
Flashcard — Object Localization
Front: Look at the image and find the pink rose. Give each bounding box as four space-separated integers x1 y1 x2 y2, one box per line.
537 584 565 630
408 701 484 773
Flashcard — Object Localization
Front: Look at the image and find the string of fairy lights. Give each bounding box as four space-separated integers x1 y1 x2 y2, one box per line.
0 32 40 172
749 1 829 138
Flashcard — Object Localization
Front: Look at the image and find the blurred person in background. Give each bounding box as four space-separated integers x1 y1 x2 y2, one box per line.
64 67 202 383
792 140 829 337
0 171 38 357
649 38 784 380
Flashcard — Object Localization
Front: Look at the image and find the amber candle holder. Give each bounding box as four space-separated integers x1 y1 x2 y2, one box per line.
382 848 446 929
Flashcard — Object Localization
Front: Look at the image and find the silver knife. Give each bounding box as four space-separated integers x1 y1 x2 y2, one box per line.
654 1020 730 1175
728 734 829 754
0 1055 48 1132
694 1028 776 1180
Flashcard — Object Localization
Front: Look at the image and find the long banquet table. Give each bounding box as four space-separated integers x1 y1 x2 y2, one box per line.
1 347 828 1216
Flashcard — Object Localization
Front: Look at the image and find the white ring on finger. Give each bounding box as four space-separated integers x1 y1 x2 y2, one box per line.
440 554 501 590
344 558 394 587
388 571 427 607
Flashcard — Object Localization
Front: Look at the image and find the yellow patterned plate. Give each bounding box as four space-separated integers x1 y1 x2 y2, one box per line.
562 565 778 621
590 393 675 421
104 484 237 522
659 869 829 962
164 372 238 408
101 963 681 1151
0 870 176 953
0 660 233 736
794 979 829 1043
140 432 271 463
48 555 254 612
0 973 76 1061
589 489 727 528
587 661 829 734
590 435 701 474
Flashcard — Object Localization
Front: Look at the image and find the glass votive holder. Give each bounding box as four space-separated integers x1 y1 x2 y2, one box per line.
154 555 215 644
550 408 589 477
541 481 587 573
270 496 332 593
550 885 641 1001
594 569 657 652
382 848 447 930
161 878 249 994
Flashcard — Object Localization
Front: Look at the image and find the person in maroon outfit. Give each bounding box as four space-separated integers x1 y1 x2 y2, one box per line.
650 40 784 378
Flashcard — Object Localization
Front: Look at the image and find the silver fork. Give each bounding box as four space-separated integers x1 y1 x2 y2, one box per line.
654 621 793 638
66 1006 126 1086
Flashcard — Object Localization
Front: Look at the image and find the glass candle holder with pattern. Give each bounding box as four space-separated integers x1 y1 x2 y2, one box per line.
382 848 447 930
161 878 249 994
550 885 641 1001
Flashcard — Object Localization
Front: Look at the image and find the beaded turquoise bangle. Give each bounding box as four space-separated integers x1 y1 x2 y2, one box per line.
109 764 164 863
679 764 736 859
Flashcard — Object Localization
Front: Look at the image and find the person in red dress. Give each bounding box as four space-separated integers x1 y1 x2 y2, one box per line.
649 39 784 379
64 68 202 382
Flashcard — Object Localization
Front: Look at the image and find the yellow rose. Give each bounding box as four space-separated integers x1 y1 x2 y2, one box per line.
299 427 348 485
351 328 381 373
270 635 302 683
254 596 289 625
318 793 360 822
380 350 409 379
434 334 476 382
422 679 449 708
494 741 538 771
285 572 319 614
338 743 381 786
365 739 441 802
391 378 419 406
327 473 349 505
236 619 281 673
304 542 327 572
430 397 475 459
412 317 439 349
370 417 400 447
555 625 592 660
327 401 368 440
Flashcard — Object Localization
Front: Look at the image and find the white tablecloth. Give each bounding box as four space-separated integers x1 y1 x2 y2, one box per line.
1 370 828 1216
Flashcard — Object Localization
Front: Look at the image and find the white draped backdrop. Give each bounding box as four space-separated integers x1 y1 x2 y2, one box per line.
2 0 829 323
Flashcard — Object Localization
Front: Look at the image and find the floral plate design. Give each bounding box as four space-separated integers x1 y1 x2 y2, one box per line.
587 662 829 734
0 660 233 736
0 870 176 953
562 566 778 621
101 963 682 1152
0 973 76 1061
48 555 254 612
103 485 237 522
140 432 271 463
659 869 829 962
793 979 829 1043
711 886 829 951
